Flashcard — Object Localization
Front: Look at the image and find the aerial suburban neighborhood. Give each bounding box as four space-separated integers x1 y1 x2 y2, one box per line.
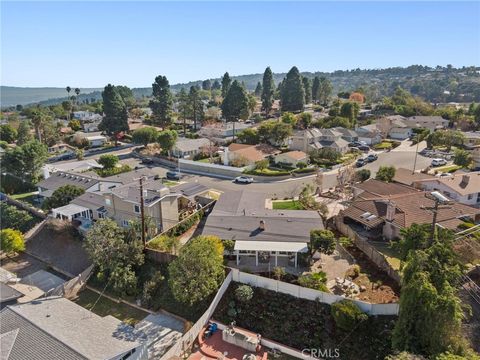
1 1 480 360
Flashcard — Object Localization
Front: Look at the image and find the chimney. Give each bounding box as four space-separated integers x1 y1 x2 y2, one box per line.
386 201 396 222
259 220 265 231
460 175 470 187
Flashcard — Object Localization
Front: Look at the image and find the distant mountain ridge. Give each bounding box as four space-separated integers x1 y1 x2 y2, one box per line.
2 65 479 107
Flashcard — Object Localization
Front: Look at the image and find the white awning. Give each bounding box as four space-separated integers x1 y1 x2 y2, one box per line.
234 241 308 253
52 204 90 216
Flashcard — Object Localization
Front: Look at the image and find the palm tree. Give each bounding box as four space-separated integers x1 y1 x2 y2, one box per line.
74 88 81 108
66 86 72 121
30 108 46 143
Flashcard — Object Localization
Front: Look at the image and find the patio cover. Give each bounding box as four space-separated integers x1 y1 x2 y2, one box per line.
234 241 308 253
52 203 90 217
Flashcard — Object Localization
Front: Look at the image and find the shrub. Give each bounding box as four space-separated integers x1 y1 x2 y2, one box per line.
296 161 307 169
331 300 368 331
272 266 286 280
0 228 25 255
235 285 253 302
355 169 371 182
141 271 165 308
376 166 396 183
95 164 132 177
255 159 269 170
223 239 235 254
98 154 119 169
148 235 180 254
167 211 202 237
298 272 328 292
0 202 38 233
453 149 472 167
345 265 361 279
339 236 353 247
0 174 36 195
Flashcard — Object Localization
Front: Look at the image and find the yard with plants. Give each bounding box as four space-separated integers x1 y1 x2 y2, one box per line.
432 164 462 173
213 282 396 360
373 140 400 150
74 288 148 325
272 199 305 210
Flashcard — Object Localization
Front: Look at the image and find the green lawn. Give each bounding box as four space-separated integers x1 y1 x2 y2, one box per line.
272 200 305 210
433 164 462 173
10 191 40 206
370 242 402 270
74 288 148 325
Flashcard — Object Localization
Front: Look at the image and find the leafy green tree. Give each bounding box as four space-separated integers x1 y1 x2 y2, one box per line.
340 101 360 125
211 80 221 90
272 266 286 280
157 129 178 156
309 229 336 255
150 75 173 128
221 72 231 98
0 203 36 232
302 77 312 104
84 219 144 295
221 80 249 141
317 77 333 105
99 84 129 144
257 120 292 146
280 66 305 112
0 124 17 143
116 86 136 108
28 107 49 142
427 130 465 151
261 67 275 115
331 300 368 331
309 148 341 165
188 86 204 131
376 166 396 182
16 120 33 145
202 79 211 91
394 224 431 260
296 112 312 129
312 76 320 103
2 140 48 183
453 148 472 167
168 235 225 305
298 272 328 292
42 185 85 210
98 154 119 169
281 112 297 126
68 120 81 131
237 128 259 145
254 82 262 97
132 127 158 147
1 229 25 255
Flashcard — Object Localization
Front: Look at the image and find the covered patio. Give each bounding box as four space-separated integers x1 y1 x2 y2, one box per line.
233 241 308 268
52 204 93 221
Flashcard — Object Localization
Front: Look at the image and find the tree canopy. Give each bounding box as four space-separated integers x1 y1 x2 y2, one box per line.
43 185 86 210
150 75 173 128
98 154 119 169
309 229 336 255
261 67 275 115
0 124 17 143
221 72 232 98
2 140 48 183
257 120 292 146
157 129 178 156
221 80 250 121
280 66 305 112
1 229 25 255
376 166 396 182
132 127 158 146
99 84 129 140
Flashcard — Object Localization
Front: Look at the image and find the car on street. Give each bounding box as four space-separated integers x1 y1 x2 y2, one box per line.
141 157 154 164
166 171 181 180
349 141 365 148
366 153 378 162
358 145 370 152
431 158 447 167
356 158 367 167
233 176 254 184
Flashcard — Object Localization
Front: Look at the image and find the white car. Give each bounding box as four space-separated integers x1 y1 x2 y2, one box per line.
431 158 447 167
233 176 254 184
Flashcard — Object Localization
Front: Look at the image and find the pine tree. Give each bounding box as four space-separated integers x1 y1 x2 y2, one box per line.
312 76 320 103
188 86 204 131
280 66 305 112
302 77 312 104
149 75 173 128
261 67 275 115
318 77 333 106
254 82 262 97
99 84 129 145
211 80 221 90
177 88 191 136
221 72 231 98
221 80 249 141
202 79 212 91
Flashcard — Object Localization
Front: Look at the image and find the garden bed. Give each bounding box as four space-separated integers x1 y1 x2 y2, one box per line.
213 282 396 360
272 200 305 210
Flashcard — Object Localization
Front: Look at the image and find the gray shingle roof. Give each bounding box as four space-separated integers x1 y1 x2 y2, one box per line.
37 172 99 193
0 283 22 303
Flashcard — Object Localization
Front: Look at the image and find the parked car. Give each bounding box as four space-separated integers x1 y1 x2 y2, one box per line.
166 171 181 180
358 145 370 152
233 176 254 184
431 158 447 167
366 154 378 162
356 158 367 167
141 157 154 164
349 141 365 148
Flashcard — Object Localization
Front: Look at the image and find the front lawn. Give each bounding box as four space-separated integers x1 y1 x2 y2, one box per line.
244 168 291 176
74 288 148 325
272 200 305 210
213 282 396 360
433 164 462 173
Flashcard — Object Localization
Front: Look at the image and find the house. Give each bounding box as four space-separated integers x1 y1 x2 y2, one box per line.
47 143 76 154
74 131 108 147
412 172 480 207
463 132 480 149
376 115 412 139
392 168 435 187
405 116 449 132
338 190 480 240
0 283 22 309
356 124 383 145
198 122 252 144
274 150 308 167
171 137 211 158
73 111 103 133
332 127 359 143
42 159 103 177
202 190 324 268
471 146 480 170
37 171 121 200
222 143 280 166
288 128 350 154
352 178 421 200
0 296 146 360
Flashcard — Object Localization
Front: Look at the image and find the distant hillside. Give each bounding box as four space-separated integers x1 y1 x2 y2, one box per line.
2 65 479 108
0 86 102 107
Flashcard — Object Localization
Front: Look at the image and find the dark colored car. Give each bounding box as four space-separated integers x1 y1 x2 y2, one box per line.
366 154 378 162
358 145 370 152
166 171 181 180
356 158 367 167
141 157 154 165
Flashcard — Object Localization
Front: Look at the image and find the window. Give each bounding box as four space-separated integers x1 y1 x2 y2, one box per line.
468 194 473 200
134 204 140 213
105 198 111 206
121 220 129 227
97 212 105 219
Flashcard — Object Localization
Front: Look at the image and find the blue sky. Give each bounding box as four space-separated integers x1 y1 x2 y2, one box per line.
1 1 479 87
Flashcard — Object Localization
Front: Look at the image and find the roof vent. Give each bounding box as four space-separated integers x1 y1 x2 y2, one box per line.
366 214 377 221
360 212 372 219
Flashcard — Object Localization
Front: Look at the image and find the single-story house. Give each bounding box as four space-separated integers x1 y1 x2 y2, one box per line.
274 150 308 167
171 137 211 158
356 125 382 145
202 190 324 268
222 143 280 166
0 296 146 360
47 143 76 154
352 178 421 200
289 128 350 154
332 127 359 143
389 126 413 140
86 135 107 147
463 132 480 149
471 146 480 170
405 116 449 132
392 168 435 187
198 122 252 144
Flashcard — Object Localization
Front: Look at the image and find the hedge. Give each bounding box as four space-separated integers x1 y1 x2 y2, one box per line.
95 164 132 177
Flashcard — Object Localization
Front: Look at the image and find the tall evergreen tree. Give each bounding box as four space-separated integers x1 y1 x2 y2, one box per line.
188 86 204 131
177 88 191 136
211 80 221 90
254 82 262 97
99 84 129 145
318 77 333 105
202 79 212 91
221 80 249 142
280 66 305 112
149 75 173 128
302 77 312 104
312 76 320 103
261 66 275 115
16 120 33 145
221 72 231 98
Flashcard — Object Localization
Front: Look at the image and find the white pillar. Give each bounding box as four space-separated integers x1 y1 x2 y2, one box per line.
236 251 239 266
255 251 258 266
294 252 298 268
275 251 278 267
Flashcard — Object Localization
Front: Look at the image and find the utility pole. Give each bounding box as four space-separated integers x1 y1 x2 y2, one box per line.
138 176 146 249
